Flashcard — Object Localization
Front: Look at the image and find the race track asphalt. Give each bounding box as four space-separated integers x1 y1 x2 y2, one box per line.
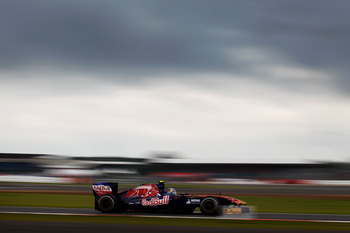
1 206 350 222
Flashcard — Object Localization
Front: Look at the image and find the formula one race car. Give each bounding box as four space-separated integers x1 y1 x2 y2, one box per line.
92 181 248 215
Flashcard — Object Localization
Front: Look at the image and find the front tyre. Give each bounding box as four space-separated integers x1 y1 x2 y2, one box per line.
98 194 116 213
200 197 220 215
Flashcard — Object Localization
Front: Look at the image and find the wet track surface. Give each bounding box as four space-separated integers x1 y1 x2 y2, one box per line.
1 206 350 222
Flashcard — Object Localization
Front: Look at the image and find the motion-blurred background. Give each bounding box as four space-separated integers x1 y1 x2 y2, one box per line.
1 0 349 185
0 152 349 185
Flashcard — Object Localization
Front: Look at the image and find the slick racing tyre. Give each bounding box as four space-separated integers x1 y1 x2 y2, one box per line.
200 197 220 215
98 194 116 213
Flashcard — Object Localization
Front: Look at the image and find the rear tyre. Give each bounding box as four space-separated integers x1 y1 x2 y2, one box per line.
98 194 116 213
200 197 220 215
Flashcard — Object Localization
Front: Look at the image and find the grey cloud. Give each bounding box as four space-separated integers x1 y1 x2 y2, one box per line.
0 1 228 71
1 0 350 89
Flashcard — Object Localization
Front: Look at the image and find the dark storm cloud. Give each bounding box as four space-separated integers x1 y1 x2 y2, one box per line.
1 0 350 87
0 0 230 72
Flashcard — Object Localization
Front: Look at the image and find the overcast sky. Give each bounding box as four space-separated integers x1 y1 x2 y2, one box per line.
1 0 350 163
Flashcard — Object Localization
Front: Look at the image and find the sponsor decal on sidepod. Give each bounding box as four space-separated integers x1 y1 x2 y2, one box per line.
142 196 169 206
186 199 201 204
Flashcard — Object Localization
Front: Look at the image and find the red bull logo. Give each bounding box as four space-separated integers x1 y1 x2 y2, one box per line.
92 185 112 196
142 196 169 206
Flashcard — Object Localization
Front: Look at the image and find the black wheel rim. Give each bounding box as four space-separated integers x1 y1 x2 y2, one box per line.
204 201 214 211
101 198 112 208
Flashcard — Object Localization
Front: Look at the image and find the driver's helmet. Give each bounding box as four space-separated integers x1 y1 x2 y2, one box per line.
166 188 176 195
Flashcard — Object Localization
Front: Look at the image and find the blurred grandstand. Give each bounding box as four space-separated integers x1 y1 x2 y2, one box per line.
0 153 349 184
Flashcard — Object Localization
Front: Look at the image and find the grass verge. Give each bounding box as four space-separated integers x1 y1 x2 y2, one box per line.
0 193 93 208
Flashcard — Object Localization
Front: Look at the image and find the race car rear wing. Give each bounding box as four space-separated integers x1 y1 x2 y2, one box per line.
92 182 118 197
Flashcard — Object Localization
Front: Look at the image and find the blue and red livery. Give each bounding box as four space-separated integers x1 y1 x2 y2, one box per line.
92 181 248 215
